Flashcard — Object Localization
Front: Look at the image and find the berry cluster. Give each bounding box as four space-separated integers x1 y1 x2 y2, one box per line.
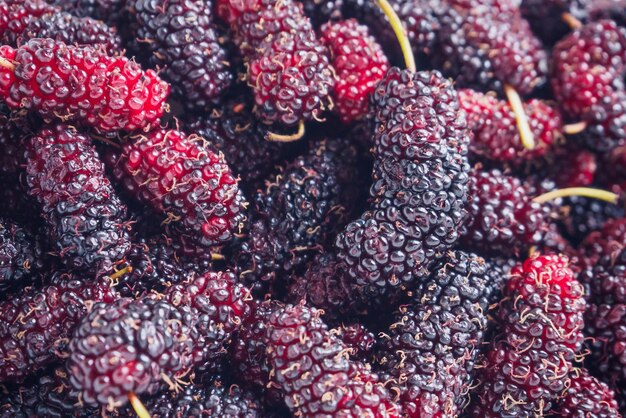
1 0 626 416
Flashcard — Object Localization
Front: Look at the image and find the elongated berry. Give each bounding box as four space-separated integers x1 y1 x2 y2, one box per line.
25 124 131 273
0 39 169 134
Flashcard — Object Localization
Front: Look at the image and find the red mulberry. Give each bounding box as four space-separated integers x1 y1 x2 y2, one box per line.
320 19 389 123
469 254 586 417
0 38 169 134
0 0 56 46
555 368 622 417
105 128 246 249
0 273 118 383
127 0 232 109
25 124 131 273
264 304 402 416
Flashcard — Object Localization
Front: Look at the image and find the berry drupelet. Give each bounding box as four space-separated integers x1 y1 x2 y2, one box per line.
460 169 550 257
104 128 246 249
0 273 118 383
126 0 232 109
469 254 586 417
25 124 131 273
185 92 285 190
376 251 491 417
0 38 169 134
264 304 402 416
0 218 47 294
459 89 562 165
555 368 622 418
231 138 356 295
320 19 389 124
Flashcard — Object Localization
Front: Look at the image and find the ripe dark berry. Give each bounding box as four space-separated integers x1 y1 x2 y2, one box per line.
25 124 131 273
376 251 491 417
0 218 47 294
469 254 586 417
336 156 469 295
46 0 126 24
558 196 624 245
17 10 121 53
461 169 550 257
320 19 389 123
0 274 118 383
264 304 402 416
67 297 201 408
555 368 622 417
459 88 562 165
248 29 334 127
0 0 56 46
298 0 343 27
185 92 285 189
0 39 169 134
127 0 232 109
230 139 356 295
105 128 246 249
435 3 547 94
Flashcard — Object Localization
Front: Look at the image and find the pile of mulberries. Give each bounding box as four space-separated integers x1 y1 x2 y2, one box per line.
2 0 626 415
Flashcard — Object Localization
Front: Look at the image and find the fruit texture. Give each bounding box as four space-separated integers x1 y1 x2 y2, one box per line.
0 38 169 134
46 0 126 24
124 379 266 417
558 196 624 244
551 19 626 151
459 89 562 165
25 124 131 273
163 271 252 374
185 92 285 189
371 69 468 162
298 0 343 27
17 10 121 53
460 169 549 257
264 304 402 416
0 273 118 383
395 0 447 62
435 2 547 94
105 128 246 249
469 254 586 417
555 368 622 417
247 29 334 126
67 297 200 409
320 19 389 123
0 218 46 293
231 139 355 295
336 154 469 295
127 0 232 109
376 251 490 417
0 0 56 46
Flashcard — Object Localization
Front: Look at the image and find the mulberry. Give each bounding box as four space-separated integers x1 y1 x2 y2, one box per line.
0 273 118 383
0 0 56 46
264 304 402 416
555 368 622 418
0 218 46 294
127 0 232 109
0 38 169 133
376 251 490 417
105 128 246 249
468 254 586 417
320 19 389 123
25 124 131 273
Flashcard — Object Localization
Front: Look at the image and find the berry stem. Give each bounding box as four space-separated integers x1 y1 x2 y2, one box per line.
375 0 416 73
109 265 133 280
563 121 587 135
533 187 619 204
266 121 305 142
561 12 583 30
0 57 15 71
128 391 151 418
504 84 535 150
211 253 225 261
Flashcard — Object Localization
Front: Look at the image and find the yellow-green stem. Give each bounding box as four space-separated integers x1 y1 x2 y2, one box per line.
533 187 619 204
563 121 587 135
129 392 151 418
109 265 133 280
504 84 535 150
375 0 416 73
266 121 305 142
